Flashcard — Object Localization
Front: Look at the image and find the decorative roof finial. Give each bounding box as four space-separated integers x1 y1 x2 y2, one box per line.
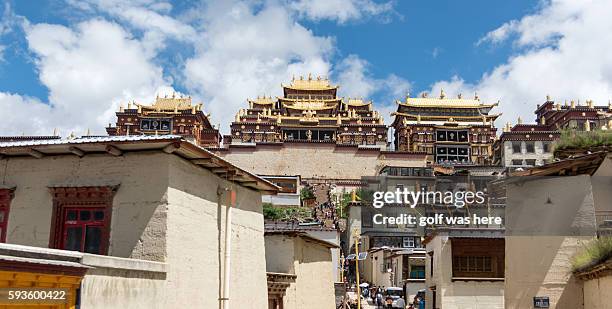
546 94 551 101
440 88 445 99
474 92 479 100
517 116 523 124
458 93 462 99
308 73 312 80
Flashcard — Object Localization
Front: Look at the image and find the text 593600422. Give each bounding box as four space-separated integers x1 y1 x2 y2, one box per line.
0 288 69 305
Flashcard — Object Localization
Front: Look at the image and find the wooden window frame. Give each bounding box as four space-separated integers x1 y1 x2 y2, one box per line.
0 188 15 243
49 186 118 255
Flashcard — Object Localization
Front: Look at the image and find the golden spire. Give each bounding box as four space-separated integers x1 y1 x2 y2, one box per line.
439 89 445 99
119 103 124 112
570 100 575 108
517 116 523 124
546 94 551 101
588 99 594 108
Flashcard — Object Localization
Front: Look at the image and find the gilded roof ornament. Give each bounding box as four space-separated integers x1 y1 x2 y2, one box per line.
546 94 551 101
440 89 445 99
474 92 479 100
517 116 523 124
458 93 462 99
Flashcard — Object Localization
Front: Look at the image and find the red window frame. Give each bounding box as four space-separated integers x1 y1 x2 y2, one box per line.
0 188 15 243
49 186 117 255
61 207 108 254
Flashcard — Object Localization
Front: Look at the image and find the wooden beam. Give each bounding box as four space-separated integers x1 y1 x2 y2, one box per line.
211 167 231 174
28 149 44 159
105 145 122 156
69 146 85 157
236 180 257 186
192 157 220 166
191 158 212 164
163 142 180 154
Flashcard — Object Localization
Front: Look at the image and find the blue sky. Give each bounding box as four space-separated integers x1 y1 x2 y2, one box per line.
0 0 610 136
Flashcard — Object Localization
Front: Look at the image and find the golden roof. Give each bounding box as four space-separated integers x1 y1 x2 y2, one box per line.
140 95 194 111
248 96 276 105
398 97 498 108
397 92 498 108
393 111 502 120
345 98 372 106
281 99 338 110
282 74 338 90
135 94 203 114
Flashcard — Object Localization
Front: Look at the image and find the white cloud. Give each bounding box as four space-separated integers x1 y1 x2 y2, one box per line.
335 54 411 124
431 0 612 127
0 19 171 136
289 0 396 24
184 2 334 131
3 0 406 136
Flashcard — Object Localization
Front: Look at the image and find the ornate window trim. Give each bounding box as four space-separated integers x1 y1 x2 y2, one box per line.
0 188 15 243
48 186 118 255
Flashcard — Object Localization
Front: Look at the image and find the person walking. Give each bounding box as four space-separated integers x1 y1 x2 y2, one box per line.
375 290 383 308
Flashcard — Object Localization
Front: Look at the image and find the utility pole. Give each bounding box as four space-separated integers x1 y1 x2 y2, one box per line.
353 229 361 309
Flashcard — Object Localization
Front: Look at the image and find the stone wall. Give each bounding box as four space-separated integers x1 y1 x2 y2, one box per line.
214 143 426 179
165 155 268 308
582 275 612 309
502 140 554 167
425 235 504 309
0 152 270 308
265 234 336 309
0 152 169 260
